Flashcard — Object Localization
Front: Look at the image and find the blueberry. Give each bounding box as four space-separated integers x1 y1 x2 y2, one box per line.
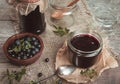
17 56 21 60
32 51 36 55
11 54 15 57
23 49 26 52
32 37 37 41
9 51 12 54
37 73 42 77
34 41 39 45
18 53 21 57
24 40 28 44
26 37 32 41
9 51 15 56
15 40 20 45
45 58 49 62
32 46 35 49
23 56 27 59
35 48 39 53
27 49 31 53
30 55 33 58
20 52 24 56
38 45 41 48
26 53 30 57
8 51 13 55
8 46 12 50
9 43 15 49
22 37 26 40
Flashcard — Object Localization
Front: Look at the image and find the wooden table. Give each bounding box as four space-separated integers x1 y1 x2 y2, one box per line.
0 0 120 84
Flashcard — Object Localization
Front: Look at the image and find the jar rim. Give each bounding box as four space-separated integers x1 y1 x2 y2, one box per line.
50 0 78 10
67 31 103 54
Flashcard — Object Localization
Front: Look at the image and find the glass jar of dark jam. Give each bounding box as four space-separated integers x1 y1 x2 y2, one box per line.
67 30 103 68
17 0 47 35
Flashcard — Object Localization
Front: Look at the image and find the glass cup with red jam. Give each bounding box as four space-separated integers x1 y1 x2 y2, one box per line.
67 30 103 68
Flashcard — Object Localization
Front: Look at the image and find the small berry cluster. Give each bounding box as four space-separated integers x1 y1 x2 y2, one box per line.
7 36 41 60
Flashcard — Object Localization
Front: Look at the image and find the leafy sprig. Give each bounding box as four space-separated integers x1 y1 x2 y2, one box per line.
29 77 62 84
53 25 70 37
6 68 26 84
29 80 40 84
8 39 32 53
80 69 97 79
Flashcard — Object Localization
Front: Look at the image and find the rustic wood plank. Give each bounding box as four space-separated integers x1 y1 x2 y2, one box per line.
0 21 15 64
0 0 12 9
89 58 120 84
0 8 18 21
0 21 15 38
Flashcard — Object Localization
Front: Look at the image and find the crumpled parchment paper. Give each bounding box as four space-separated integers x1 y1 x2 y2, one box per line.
55 40 118 83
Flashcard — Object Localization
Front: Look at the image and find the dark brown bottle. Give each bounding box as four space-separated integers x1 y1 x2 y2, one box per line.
19 6 46 35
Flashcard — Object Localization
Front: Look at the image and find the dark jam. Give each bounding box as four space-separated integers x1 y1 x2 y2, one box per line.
19 6 46 35
69 34 101 68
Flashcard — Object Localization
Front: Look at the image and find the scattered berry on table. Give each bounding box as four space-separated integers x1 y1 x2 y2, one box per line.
37 73 43 77
45 58 49 62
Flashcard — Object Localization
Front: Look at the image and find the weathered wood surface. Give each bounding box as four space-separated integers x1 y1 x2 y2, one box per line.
0 0 120 84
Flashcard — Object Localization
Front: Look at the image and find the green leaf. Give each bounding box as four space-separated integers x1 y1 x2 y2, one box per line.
7 69 10 76
15 73 22 82
6 69 15 84
29 80 42 84
21 68 26 75
25 41 32 50
29 81 38 84
53 25 70 37
53 25 58 29
56 78 62 84
80 69 97 79
5 68 26 83
15 68 26 82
